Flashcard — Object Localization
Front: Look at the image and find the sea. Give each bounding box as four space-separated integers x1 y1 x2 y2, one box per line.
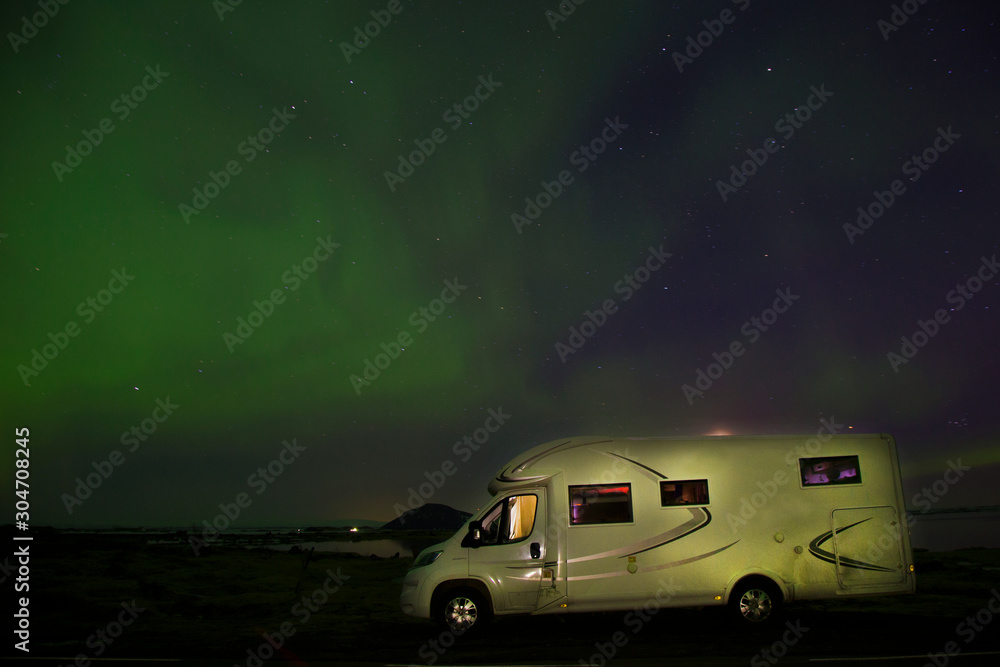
62 508 1000 555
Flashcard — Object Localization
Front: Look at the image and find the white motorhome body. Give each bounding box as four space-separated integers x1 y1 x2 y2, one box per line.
400 433 915 629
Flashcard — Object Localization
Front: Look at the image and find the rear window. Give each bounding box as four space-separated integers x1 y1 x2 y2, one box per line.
799 455 862 486
569 483 633 525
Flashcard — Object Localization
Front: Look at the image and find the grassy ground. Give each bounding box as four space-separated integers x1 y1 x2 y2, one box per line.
13 530 1000 664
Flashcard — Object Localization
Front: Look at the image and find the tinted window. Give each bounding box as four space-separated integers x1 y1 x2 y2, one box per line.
799 455 862 486
660 479 710 506
569 484 633 525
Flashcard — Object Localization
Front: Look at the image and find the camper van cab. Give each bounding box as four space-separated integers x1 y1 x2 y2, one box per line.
400 434 915 631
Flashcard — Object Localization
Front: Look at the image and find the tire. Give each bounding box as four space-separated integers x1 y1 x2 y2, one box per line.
438 589 491 634
730 579 782 624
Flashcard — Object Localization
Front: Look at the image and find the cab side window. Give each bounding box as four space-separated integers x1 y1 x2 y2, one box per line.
480 503 504 545
506 494 537 541
479 494 537 545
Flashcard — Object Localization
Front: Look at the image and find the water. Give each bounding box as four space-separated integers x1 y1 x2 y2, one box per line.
264 538 418 558
132 511 998 555
909 510 1000 551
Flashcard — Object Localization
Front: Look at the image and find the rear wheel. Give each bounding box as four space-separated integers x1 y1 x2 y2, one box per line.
438 589 491 633
730 579 782 624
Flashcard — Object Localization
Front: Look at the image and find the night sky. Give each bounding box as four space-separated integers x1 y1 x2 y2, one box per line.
2 0 998 529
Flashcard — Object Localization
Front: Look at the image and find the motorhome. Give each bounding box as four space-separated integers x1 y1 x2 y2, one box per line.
400 433 915 631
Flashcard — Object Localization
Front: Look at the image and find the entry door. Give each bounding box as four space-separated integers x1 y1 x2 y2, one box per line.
467 490 547 613
831 507 906 588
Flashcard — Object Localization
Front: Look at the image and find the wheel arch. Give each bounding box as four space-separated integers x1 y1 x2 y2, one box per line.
724 570 788 605
431 579 495 616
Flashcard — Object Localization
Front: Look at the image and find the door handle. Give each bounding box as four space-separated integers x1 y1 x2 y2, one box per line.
530 542 541 559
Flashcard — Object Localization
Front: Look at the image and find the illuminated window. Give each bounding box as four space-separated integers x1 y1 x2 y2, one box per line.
506 495 537 541
660 479 710 506
480 494 537 545
569 483 633 525
799 455 862 486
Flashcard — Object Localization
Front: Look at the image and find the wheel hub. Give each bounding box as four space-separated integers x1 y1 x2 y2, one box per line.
740 589 772 622
446 597 478 631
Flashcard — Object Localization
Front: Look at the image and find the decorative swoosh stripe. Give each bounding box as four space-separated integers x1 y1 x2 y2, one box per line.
492 472 551 485
602 451 667 480
808 518 897 573
495 438 613 482
643 540 739 572
568 508 709 564
568 541 738 581
625 508 713 557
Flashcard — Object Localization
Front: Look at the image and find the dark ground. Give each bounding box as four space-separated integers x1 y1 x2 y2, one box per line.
6 528 999 665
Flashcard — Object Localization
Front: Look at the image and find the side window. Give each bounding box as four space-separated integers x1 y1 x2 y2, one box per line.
479 502 504 545
799 455 862 486
569 483 633 525
660 479 710 506
480 494 537 545
506 494 537 542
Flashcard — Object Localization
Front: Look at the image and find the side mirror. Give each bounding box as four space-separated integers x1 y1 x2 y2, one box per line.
462 521 482 548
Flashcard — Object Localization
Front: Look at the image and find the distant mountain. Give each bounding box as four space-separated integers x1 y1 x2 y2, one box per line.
382 503 472 531
316 519 385 528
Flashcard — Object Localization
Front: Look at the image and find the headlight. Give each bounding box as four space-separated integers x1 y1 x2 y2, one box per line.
412 550 443 568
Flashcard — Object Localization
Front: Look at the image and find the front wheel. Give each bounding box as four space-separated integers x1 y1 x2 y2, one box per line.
438 590 491 633
730 579 782 624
